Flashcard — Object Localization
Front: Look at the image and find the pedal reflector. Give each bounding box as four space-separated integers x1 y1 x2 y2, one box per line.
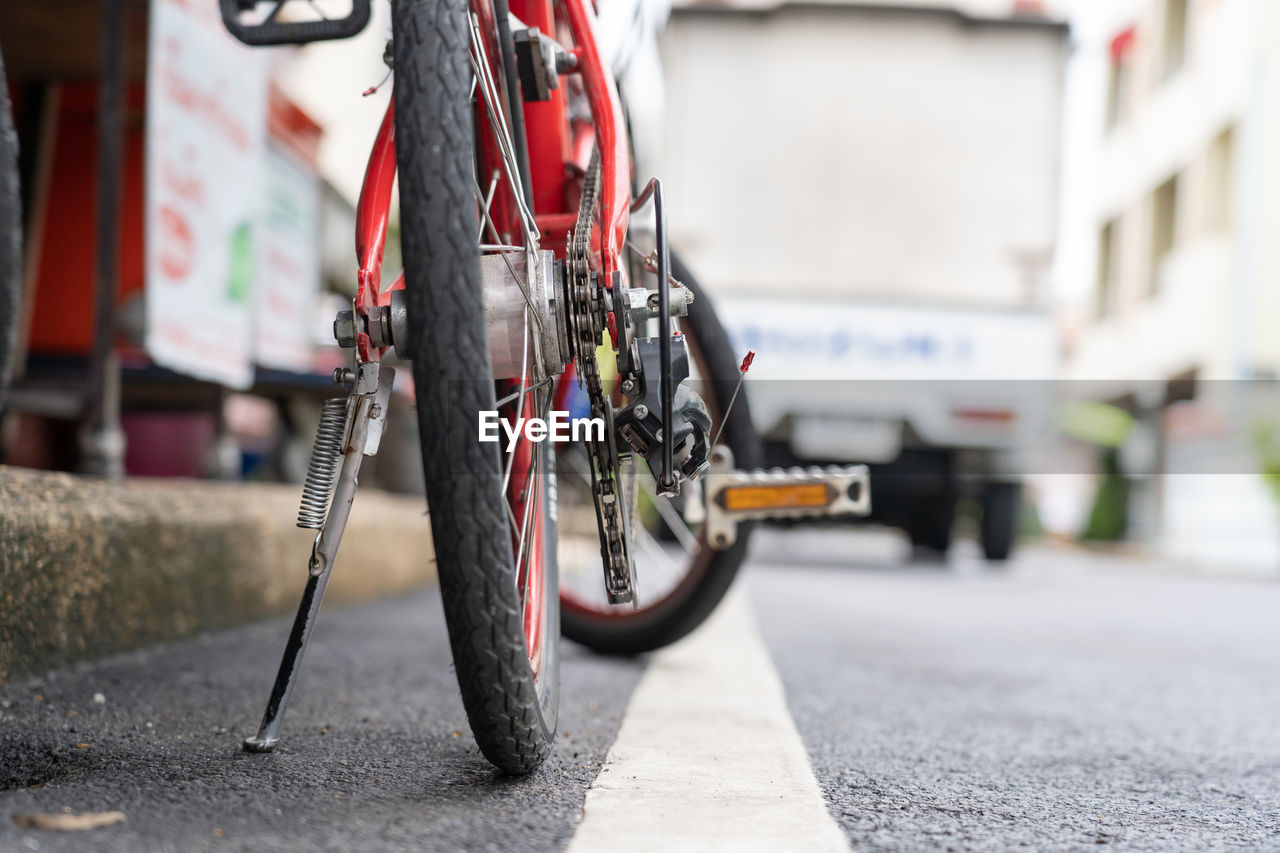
719 483 833 512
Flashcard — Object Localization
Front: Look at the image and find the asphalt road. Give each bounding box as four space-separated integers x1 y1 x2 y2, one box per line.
749 530 1280 852
0 586 645 852
5 530 1280 851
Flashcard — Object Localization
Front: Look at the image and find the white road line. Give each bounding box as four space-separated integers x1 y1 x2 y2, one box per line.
566 588 849 853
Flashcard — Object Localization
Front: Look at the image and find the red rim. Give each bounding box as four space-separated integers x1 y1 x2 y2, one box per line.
558 546 712 621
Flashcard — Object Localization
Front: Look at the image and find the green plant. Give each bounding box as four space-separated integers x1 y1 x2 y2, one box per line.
1252 424 1280 506
1082 448 1129 542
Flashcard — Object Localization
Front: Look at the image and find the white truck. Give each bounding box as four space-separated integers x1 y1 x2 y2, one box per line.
655 0 1069 558
716 298 1056 559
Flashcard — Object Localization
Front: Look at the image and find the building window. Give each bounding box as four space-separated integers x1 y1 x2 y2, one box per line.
1150 176 1178 296
1206 125 1236 233
1162 0 1189 79
1106 27 1135 129
1106 60 1128 129
1096 220 1116 319
1105 27 1136 128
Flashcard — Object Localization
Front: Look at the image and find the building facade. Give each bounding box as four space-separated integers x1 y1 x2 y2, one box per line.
1066 0 1275 383
1063 0 1280 569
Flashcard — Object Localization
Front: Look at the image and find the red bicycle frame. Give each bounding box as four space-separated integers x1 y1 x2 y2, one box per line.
351 0 631 364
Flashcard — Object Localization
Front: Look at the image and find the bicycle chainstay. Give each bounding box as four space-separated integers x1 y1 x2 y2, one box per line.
565 150 634 604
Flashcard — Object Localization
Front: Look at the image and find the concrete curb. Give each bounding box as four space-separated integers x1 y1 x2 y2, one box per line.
0 466 435 683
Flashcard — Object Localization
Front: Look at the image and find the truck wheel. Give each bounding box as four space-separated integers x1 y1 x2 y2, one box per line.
980 482 1021 562
907 497 954 558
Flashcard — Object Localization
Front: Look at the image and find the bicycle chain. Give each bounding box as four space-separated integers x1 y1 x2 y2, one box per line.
566 150 634 604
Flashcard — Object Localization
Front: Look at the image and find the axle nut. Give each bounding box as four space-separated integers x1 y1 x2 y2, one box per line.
366 305 392 349
333 310 357 349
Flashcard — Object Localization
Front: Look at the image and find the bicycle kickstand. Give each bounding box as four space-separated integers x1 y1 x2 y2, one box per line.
242 361 394 753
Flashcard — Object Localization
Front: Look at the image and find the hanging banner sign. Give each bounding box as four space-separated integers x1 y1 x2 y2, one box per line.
145 0 267 389
254 144 322 372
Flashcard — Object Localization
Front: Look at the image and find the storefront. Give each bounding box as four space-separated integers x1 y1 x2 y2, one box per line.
1 1 343 477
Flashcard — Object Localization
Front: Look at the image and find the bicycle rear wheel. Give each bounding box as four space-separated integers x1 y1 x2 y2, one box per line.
391 0 558 774
558 252 763 654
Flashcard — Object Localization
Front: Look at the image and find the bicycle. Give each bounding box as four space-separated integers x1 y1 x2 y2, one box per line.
0 0 873 775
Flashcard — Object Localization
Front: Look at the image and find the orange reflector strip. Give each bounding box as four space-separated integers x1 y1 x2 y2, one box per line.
721 483 833 512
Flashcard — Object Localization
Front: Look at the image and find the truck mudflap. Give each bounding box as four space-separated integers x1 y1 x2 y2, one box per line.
702 446 871 549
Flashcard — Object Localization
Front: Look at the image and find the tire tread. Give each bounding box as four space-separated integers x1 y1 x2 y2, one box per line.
391 0 554 775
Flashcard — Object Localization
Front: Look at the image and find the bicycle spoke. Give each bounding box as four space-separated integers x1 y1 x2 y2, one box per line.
468 20 544 342
515 439 540 605
473 175 546 335
641 478 700 553
476 169 499 241
500 311 531 495
514 464 537 576
494 376 553 409
521 389 555 499
468 18 538 246
513 387 554 607
631 518 675 573
501 308 554 582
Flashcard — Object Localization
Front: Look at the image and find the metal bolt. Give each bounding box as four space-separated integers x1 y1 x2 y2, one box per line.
654 429 664 442
333 367 354 386
366 305 393 349
333 311 357 348
634 404 649 420
554 47 578 73
621 379 635 394
369 403 383 419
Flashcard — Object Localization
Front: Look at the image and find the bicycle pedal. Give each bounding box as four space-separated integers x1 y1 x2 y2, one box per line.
220 0 372 46
702 447 871 549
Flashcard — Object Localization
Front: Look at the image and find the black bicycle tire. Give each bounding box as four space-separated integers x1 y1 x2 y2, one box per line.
0 49 21 413
390 0 558 775
560 250 763 655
